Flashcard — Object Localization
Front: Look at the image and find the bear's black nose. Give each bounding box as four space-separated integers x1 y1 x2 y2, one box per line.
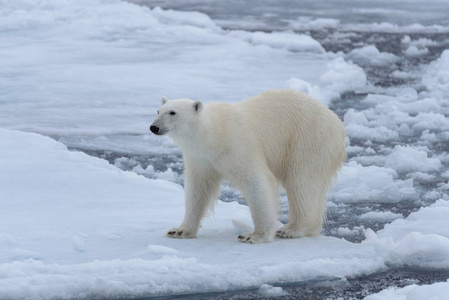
150 125 160 134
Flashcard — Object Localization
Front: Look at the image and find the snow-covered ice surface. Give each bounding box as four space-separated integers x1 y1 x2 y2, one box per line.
1 0 449 299
364 281 449 300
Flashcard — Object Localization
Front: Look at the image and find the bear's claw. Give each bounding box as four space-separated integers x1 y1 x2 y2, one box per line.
237 234 253 243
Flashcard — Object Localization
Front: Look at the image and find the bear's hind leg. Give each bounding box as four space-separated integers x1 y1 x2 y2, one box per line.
276 176 326 238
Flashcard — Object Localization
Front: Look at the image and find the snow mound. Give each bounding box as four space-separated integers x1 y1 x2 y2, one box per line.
359 211 403 221
364 199 449 269
422 49 449 98
231 30 325 53
404 45 429 56
289 57 367 105
364 281 449 300
258 284 289 297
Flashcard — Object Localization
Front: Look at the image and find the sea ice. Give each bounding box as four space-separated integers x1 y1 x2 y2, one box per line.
1 128 390 299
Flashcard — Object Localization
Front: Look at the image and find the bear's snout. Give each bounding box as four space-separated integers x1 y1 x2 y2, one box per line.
150 125 160 135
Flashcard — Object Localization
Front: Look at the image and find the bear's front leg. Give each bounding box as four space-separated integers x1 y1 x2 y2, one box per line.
167 161 221 239
237 171 279 243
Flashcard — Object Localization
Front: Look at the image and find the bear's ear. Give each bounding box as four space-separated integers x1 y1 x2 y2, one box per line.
193 100 203 113
161 96 168 106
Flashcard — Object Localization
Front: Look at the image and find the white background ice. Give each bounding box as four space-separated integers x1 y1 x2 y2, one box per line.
1 0 449 298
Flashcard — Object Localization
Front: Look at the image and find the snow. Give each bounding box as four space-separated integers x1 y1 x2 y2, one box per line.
0 0 333 140
365 281 449 300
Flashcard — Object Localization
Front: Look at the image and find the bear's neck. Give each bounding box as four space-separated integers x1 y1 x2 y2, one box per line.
170 116 212 158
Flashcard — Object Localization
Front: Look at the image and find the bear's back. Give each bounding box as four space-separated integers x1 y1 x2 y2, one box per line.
234 89 346 178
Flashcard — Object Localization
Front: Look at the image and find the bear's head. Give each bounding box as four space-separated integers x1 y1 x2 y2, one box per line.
150 96 203 137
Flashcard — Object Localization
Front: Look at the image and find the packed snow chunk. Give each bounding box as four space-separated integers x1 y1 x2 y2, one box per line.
0 233 17 246
378 199 449 239
348 45 400 66
71 234 87 253
422 50 449 97
287 77 330 105
237 31 325 53
364 199 449 269
347 124 399 142
401 35 439 47
132 164 155 177
412 112 449 132
318 57 367 95
258 284 289 297
359 211 403 222
337 226 365 237
364 281 449 300
290 58 367 105
385 146 441 173
290 17 340 31
404 45 429 56
156 167 178 183
150 6 218 29
332 161 416 203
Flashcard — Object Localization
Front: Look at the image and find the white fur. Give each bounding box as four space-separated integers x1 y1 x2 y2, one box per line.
150 90 346 243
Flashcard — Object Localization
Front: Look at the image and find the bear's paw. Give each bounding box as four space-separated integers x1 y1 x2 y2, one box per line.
237 233 272 244
275 226 303 239
166 227 196 239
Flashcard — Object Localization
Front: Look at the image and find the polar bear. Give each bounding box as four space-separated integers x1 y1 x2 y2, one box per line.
150 89 346 243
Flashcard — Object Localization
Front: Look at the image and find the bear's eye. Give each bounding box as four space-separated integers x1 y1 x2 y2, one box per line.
157 111 159 115
169 111 176 116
